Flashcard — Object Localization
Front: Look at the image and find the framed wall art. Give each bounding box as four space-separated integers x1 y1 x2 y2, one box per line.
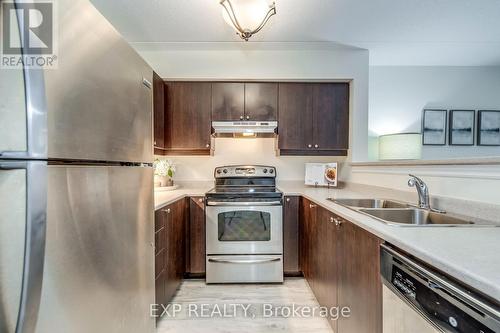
449 110 475 146
422 109 447 145
477 110 500 146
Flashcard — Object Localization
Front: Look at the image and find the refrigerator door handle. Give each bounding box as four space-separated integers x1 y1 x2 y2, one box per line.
0 0 47 160
0 161 48 333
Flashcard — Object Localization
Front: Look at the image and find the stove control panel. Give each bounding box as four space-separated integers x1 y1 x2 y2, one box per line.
214 165 276 178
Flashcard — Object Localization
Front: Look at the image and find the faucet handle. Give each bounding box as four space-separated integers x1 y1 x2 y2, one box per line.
408 174 424 187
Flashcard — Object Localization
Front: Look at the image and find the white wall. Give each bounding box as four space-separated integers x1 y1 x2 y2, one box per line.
136 43 370 165
368 66 500 160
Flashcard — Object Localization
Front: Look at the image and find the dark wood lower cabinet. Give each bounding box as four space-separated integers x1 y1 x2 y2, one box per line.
300 197 382 333
154 198 187 308
186 196 206 275
283 196 300 274
337 220 382 333
154 209 167 309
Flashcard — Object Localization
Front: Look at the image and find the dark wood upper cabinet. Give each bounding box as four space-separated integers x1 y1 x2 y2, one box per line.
283 196 300 274
212 82 277 121
278 82 349 156
164 82 212 154
245 83 278 121
212 83 245 121
153 80 348 156
278 83 314 151
153 72 165 152
312 83 350 150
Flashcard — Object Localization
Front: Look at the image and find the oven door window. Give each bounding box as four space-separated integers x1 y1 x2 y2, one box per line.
218 211 271 241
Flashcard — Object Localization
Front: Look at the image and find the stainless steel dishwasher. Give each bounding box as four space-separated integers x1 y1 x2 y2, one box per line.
380 244 500 333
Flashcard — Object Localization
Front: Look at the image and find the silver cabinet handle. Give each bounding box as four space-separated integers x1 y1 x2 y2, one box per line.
142 77 152 89
286 197 290 202
240 115 244 120
307 144 312 148
309 203 317 208
198 198 204 203
330 217 334 223
208 258 280 264
315 144 319 148
246 115 250 120
166 208 171 213
206 144 210 148
334 217 343 227
1 161 47 333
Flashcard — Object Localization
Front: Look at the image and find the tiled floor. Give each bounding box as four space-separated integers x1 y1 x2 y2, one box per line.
156 278 334 333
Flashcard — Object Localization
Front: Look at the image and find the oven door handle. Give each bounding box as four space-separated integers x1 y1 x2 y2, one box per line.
206 200 282 206
208 258 281 264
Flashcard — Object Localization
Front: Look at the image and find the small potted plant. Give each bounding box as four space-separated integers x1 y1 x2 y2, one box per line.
154 159 176 187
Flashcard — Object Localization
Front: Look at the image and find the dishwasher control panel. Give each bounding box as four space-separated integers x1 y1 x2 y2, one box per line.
381 245 499 333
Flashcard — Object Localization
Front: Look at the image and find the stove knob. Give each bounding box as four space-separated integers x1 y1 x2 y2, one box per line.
263 168 268 174
269 169 274 174
223 169 228 174
216 169 222 174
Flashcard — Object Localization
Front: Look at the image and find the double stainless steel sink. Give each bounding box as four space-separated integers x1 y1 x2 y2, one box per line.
328 198 491 227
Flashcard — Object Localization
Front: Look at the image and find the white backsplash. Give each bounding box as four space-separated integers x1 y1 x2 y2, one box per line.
156 138 347 181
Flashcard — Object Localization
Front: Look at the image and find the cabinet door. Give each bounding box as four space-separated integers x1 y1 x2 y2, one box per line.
299 198 316 281
212 83 245 121
312 83 349 151
165 82 212 151
153 72 165 150
278 83 314 150
164 205 177 302
244 83 278 121
154 209 167 307
173 199 186 281
188 197 206 274
338 220 382 333
283 196 300 274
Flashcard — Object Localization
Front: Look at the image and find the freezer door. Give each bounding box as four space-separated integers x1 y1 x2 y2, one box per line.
0 0 153 163
35 164 155 333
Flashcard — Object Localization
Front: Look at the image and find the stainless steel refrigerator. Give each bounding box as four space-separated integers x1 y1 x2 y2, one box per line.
0 0 155 332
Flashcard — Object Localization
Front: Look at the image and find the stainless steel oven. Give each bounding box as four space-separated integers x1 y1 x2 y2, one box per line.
206 202 283 255
205 166 283 284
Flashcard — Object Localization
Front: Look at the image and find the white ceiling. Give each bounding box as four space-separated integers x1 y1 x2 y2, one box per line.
90 0 500 66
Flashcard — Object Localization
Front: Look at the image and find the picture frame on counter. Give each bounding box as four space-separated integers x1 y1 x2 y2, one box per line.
449 110 475 146
422 109 447 145
477 110 500 146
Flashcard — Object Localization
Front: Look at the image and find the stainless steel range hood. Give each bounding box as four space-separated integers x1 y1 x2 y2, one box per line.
212 121 278 138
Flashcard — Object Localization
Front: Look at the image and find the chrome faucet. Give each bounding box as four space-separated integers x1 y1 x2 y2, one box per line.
408 174 445 213
408 174 429 209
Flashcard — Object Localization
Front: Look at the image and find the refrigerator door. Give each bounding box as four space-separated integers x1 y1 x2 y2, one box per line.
0 161 48 333
35 164 155 333
0 0 153 163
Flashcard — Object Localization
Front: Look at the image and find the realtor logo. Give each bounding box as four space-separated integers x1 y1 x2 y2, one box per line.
1 0 57 68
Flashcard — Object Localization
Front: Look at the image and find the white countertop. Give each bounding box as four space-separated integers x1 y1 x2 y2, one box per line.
155 181 500 302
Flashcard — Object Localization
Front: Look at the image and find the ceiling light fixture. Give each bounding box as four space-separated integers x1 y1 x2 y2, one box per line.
220 0 276 41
